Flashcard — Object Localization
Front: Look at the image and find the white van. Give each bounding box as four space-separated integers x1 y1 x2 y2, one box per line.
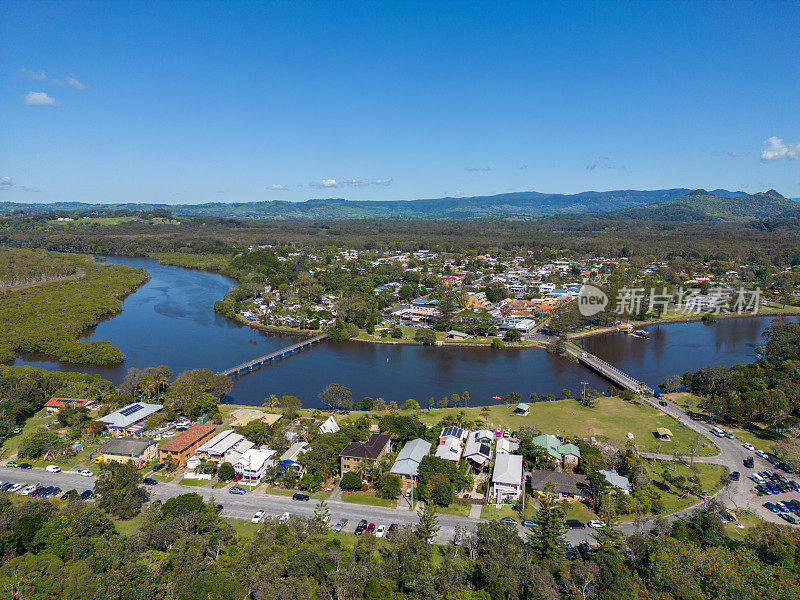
45 465 61 473
711 427 725 438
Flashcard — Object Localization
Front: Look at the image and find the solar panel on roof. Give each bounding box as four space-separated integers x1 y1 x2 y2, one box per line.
119 404 143 417
479 443 490 456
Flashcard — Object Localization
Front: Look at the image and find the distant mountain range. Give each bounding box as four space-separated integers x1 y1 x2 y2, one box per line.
605 189 799 222
0 188 763 220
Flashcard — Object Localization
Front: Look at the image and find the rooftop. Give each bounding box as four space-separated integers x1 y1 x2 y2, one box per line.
492 453 523 486
100 437 156 457
98 403 163 429
159 424 217 453
340 433 391 460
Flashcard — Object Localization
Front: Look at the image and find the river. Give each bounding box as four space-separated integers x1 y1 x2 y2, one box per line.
10 257 794 407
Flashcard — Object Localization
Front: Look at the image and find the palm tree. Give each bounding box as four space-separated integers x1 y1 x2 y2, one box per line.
263 394 282 409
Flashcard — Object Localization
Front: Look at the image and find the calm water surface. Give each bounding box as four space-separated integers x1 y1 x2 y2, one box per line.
12 257 791 407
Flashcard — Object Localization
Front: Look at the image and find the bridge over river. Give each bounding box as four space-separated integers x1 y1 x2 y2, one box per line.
564 344 655 396
217 333 327 377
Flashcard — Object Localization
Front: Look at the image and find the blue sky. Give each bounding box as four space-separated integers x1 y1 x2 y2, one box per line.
1 1 798 204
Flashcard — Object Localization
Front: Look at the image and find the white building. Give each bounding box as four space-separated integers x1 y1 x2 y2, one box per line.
318 415 340 435
195 429 254 464
234 448 277 482
491 453 524 502
435 436 463 463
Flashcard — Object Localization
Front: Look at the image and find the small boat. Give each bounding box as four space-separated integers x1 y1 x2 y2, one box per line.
492 396 502 401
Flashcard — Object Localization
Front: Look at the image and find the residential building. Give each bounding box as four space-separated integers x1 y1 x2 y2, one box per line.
97 402 163 437
318 415 340 435
496 438 520 454
438 426 468 445
339 433 391 474
280 442 310 474
529 470 589 501
235 448 277 482
491 453 524 502
435 435 463 463
531 434 582 471
599 469 631 493
462 429 494 469
159 424 217 467
99 438 157 468
390 438 432 490
45 397 95 416
195 429 254 464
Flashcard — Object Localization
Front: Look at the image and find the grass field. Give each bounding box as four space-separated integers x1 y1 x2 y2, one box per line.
428 502 471 517
342 491 396 507
724 510 763 541
179 478 209 487
346 395 718 457
643 459 729 514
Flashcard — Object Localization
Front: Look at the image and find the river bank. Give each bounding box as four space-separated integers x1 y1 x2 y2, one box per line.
568 306 800 340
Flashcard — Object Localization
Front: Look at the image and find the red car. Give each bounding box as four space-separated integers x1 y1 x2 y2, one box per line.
366 523 376 535
232 473 243 482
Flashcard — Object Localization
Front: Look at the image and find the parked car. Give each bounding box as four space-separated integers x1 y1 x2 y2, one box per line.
20 485 39 496
0 483 13 492
780 512 798 524
566 519 586 529
744 457 755 468
764 502 780 513
756 449 769 459
7 483 23 493
232 473 243 482
229 486 247 495
588 520 606 528
79 490 92 500
501 517 519 526
152 462 165 472
742 443 755 451
292 492 310 501
375 524 386 538
354 519 368 535
729 471 740 481
332 519 347 532
387 523 398 536
18 463 33 470
59 491 72 500
45 465 61 473
279 512 291 522
48 487 61 498
522 519 536 528
251 510 265 524
658 400 668 407
142 477 158 485
366 523 376 535
78 469 93 477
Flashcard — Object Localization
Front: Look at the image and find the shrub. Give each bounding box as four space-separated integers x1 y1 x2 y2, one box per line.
377 473 401 499
217 462 235 481
340 470 363 491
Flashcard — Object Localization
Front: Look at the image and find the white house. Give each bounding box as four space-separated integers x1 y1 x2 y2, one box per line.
234 448 277 482
491 453 524 502
195 429 254 464
435 435 463 463
318 415 340 435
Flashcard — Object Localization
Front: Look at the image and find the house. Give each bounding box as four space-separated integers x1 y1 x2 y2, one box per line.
529 470 589 501
513 403 530 416
339 433 391 474
491 453 524 502
159 424 217 467
496 438 519 454
195 429 254 464
599 469 631 493
531 434 581 471
445 330 469 340
318 415 340 435
99 438 157 468
235 448 277 482
45 398 94 416
435 435 463 463
97 402 163 437
462 430 494 469
390 438 432 490
438 426 468 444
280 442 310 474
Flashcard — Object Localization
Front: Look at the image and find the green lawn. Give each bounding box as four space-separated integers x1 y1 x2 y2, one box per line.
563 501 600 524
342 491 396 507
179 478 209 487
725 510 763 542
481 496 537 521
428 502 471 517
1 408 53 460
111 512 145 536
644 459 729 514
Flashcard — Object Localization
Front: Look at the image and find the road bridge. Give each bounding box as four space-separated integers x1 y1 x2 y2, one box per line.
217 334 327 377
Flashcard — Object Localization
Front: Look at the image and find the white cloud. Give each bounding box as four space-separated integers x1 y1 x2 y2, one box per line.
727 151 747 157
465 166 491 172
761 136 800 161
64 75 86 90
0 176 14 190
20 186 41 193
23 91 57 106
267 184 289 191
310 179 343 188
346 179 369 187
372 178 392 186
21 68 47 81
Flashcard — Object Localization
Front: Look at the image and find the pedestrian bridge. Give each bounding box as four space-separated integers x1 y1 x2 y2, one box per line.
565 345 655 396
217 334 327 377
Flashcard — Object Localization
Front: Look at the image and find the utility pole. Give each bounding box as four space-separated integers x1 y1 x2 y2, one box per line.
581 381 589 403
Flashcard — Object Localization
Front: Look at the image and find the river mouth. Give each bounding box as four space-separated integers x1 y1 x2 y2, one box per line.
10 256 794 408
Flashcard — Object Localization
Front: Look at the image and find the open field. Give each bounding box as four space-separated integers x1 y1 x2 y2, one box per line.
342 491 396 507
724 510 763 541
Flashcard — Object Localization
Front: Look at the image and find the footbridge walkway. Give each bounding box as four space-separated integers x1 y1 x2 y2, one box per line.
217 334 327 377
564 344 655 396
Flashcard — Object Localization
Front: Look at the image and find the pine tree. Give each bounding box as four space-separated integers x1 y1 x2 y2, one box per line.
526 481 566 568
312 500 331 532
415 503 440 544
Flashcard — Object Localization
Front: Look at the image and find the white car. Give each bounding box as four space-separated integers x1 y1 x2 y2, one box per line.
251 510 265 524
756 450 769 459
45 465 61 473
743 443 755 451
588 520 606 528
7 483 23 493
279 512 291 522
375 524 386 538
20 485 39 496
78 469 93 477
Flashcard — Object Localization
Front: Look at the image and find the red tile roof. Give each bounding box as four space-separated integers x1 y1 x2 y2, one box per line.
45 398 93 408
159 424 217 453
